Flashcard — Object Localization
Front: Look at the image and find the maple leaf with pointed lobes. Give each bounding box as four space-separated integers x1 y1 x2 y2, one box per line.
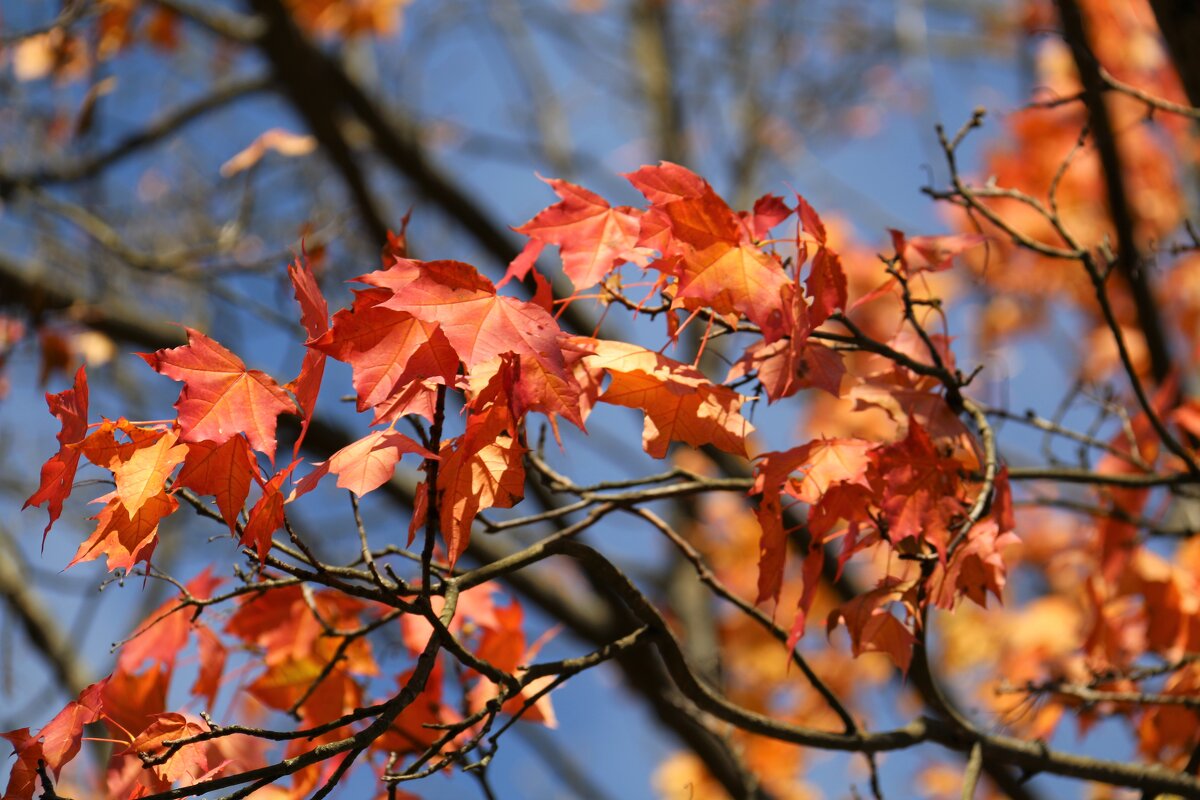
0 728 42 800
23 365 88 541
746 194 793 241
623 161 709 204
827 579 916 675
100 664 168 750
362 258 585 428
140 328 299 461
77 417 163 469
126 713 213 785
574 337 754 459
934 519 1019 610
728 336 845 402
795 194 827 246
174 436 255 534
806 247 848 328
872 421 967 558
294 428 432 498
113 429 188 517
752 438 873 605
308 287 458 418
626 163 792 343
70 490 178 572
514 176 652 290
36 677 108 776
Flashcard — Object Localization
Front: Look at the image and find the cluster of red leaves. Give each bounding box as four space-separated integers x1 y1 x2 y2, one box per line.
12 161 1001 797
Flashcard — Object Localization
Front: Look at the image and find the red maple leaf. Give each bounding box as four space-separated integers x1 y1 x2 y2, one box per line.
175 435 255 534
514 176 651 290
37 677 109 775
140 328 299 461
362 258 584 428
752 438 874 605
626 163 792 342
243 470 288 562
437 404 526 567
287 258 330 455
827 579 917 675
309 287 458 420
295 428 432 498
23 365 89 541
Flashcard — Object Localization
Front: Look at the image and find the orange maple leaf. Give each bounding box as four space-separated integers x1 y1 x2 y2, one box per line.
113 430 188 517
575 337 754 459
70 490 178 572
627 162 792 341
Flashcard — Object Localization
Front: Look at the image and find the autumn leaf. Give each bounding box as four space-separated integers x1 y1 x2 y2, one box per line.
0 728 42 800
295 428 432 498
287 258 330 455
795 194 827 246
127 713 213 784
752 438 873 605
497 238 545 288
623 161 710 204
363 258 584 427
113 430 188 517
437 403 526 566
243 470 288 562
626 163 792 342
575 337 754 459
37 678 109 775
786 547 826 652
729 336 845 402
934 520 1019 609
140 328 299 460
175 436 255 534
746 193 792 241
70 490 178 572
806 246 848 328
872 421 966 557
100 665 169 751
514 176 651 290
309 287 458 418
23 365 89 541
827 580 916 674
77 417 164 470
